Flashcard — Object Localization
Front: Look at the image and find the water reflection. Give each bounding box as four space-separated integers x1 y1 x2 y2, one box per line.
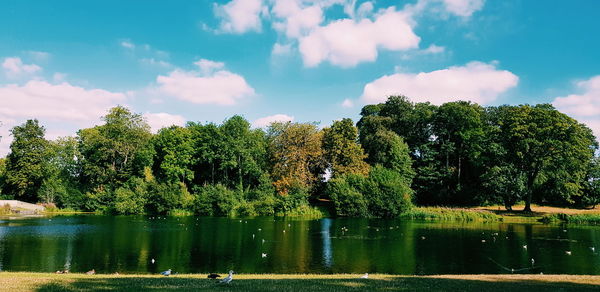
0 216 599 275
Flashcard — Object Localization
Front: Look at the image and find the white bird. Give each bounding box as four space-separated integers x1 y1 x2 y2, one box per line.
258 228 262 231
481 240 486 243
262 239 265 244
360 273 369 279
523 245 527 250
262 253 267 258
219 270 234 284
590 247 596 252
252 234 255 239
531 258 535 266
160 269 172 276
565 251 572 255
151 258 155 264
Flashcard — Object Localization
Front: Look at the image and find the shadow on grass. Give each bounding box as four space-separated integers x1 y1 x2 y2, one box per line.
35 276 600 292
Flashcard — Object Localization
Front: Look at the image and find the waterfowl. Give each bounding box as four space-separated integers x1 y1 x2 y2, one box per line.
219 270 234 284
207 273 221 279
161 269 172 276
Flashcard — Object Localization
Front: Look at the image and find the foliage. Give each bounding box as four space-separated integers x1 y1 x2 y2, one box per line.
399 207 499 222
322 118 369 177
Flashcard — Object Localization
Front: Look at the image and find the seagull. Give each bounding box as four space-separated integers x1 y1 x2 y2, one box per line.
523 245 527 250
590 247 596 252
531 258 535 266
219 270 234 284
151 258 155 264
262 253 267 258
207 273 221 279
360 273 369 279
161 269 172 276
85 269 95 275
565 251 572 255
481 240 486 243
421 236 426 240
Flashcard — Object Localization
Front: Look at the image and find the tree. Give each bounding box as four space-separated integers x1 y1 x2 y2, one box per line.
267 122 326 195
495 104 597 212
78 106 152 189
4 120 50 201
322 118 369 177
152 126 195 185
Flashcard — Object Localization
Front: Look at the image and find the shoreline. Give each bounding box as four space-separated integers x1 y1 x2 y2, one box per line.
1 272 599 291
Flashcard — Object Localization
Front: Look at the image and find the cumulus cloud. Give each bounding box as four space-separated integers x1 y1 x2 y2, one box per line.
143 112 186 133
272 43 293 56
272 0 325 38
299 8 420 67
361 61 518 105
552 75 600 139
2 57 42 79
214 0 265 34
156 59 255 105
0 80 126 123
252 114 294 127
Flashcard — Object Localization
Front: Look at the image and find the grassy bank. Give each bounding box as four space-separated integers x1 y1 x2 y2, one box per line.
541 213 600 224
1 272 599 292
400 207 500 222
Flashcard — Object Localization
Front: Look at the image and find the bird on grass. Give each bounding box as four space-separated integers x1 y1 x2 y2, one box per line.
161 269 172 276
219 270 234 284
55 269 69 274
85 269 95 275
207 273 221 279
360 273 369 279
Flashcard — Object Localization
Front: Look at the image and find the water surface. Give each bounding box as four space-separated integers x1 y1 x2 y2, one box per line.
0 215 599 275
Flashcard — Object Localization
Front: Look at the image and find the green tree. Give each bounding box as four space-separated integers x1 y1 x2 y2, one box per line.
4 119 50 201
78 106 152 189
152 126 195 185
322 118 369 177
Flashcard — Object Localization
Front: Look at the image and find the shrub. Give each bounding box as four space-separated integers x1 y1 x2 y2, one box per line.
193 184 240 216
326 174 368 217
362 165 413 218
114 187 147 215
84 186 113 213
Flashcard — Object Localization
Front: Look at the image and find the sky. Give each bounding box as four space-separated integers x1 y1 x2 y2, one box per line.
1 0 599 156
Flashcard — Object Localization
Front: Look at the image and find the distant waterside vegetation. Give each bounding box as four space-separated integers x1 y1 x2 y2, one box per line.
0 96 598 218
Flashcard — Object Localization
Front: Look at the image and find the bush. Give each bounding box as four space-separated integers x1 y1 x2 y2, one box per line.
326 174 368 217
114 187 147 215
275 183 310 214
84 187 113 213
147 181 194 214
362 165 413 218
193 184 241 216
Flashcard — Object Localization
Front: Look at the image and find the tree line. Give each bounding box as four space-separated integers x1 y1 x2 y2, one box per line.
0 96 598 216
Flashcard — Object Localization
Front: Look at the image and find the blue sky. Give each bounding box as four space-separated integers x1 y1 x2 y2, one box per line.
1 0 600 156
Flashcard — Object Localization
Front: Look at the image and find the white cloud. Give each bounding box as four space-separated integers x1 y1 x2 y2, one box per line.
139 58 173 69
341 98 354 108
156 60 255 105
194 59 225 75
423 44 445 54
272 0 325 38
252 114 294 127
2 57 42 79
356 1 375 18
0 80 126 123
552 75 600 139
361 61 518 105
299 8 420 67
120 40 135 49
440 0 485 17
143 112 186 133
214 0 265 34
272 43 293 56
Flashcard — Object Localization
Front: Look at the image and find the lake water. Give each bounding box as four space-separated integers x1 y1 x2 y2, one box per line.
0 215 599 275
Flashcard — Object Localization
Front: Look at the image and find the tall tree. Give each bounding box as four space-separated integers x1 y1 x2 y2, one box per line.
78 106 152 189
152 126 195 185
322 118 369 177
267 122 326 194
4 119 50 201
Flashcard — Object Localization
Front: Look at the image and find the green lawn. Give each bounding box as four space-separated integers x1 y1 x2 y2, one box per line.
1 273 600 292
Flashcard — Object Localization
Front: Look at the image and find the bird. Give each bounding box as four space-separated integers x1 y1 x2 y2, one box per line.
85 269 95 275
161 269 172 276
590 247 596 252
151 258 155 264
262 253 267 258
207 273 221 279
523 245 527 250
421 236 426 240
219 270 234 284
531 258 535 266
565 251 572 255
481 240 486 243
360 273 369 279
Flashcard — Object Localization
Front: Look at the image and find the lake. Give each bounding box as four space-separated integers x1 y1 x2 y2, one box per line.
0 215 599 275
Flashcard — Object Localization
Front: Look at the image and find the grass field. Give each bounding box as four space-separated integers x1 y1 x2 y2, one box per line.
1 273 600 292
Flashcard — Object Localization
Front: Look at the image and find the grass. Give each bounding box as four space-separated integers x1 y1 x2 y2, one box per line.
400 207 500 222
541 213 600 224
1 272 599 292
